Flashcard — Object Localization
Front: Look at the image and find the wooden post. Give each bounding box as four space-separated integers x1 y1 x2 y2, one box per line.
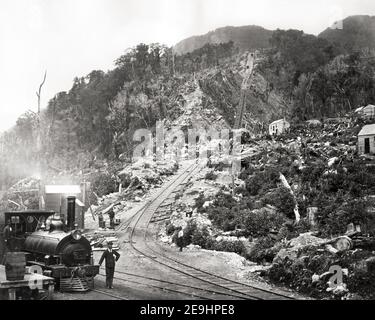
47 283 54 300
8 288 16 300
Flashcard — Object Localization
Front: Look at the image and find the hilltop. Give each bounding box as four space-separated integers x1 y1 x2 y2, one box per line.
175 15 375 56
174 25 273 55
319 15 375 51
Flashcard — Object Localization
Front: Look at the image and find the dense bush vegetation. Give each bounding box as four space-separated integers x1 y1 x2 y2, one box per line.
261 187 296 219
90 172 118 198
242 209 286 237
245 168 280 196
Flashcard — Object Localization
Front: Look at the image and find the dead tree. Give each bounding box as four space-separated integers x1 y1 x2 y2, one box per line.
35 71 47 151
36 71 47 114
35 71 47 210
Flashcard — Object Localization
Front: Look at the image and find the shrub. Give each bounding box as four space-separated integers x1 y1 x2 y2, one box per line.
205 192 239 231
207 207 237 231
300 163 325 184
238 166 255 180
261 187 296 219
172 220 201 249
206 239 246 255
245 168 280 196
243 209 286 237
191 225 211 248
246 236 279 263
322 171 346 193
91 172 117 197
205 171 218 181
194 193 208 213
166 222 177 236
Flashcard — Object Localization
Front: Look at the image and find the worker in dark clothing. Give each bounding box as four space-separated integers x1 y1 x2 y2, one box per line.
99 242 120 289
3 220 13 252
108 209 115 229
174 228 184 252
98 212 104 229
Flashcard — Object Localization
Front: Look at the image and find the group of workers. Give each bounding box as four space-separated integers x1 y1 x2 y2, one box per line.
98 204 117 230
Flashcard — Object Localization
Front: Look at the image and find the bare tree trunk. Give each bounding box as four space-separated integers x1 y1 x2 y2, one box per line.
35 71 47 210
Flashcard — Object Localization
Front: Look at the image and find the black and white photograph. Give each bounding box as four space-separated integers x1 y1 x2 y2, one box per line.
0 0 375 310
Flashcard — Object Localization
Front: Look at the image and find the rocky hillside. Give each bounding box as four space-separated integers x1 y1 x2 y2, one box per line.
2 18 375 205
319 15 375 51
174 25 273 55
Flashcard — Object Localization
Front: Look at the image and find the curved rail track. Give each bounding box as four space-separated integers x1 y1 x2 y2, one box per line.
92 288 129 300
119 161 299 300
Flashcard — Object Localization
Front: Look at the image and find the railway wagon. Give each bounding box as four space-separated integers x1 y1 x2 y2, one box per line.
0 197 99 292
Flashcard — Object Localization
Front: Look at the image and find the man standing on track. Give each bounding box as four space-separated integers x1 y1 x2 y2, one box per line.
99 241 120 289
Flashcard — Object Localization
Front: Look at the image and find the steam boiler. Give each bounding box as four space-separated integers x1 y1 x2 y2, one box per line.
0 196 99 292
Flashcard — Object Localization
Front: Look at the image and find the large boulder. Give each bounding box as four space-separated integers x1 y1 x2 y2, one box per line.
289 233 326 248
273 233 326 263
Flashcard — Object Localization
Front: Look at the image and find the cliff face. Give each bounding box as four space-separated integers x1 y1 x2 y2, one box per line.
319 15 375 51
174 25 273 55
169 53 289 133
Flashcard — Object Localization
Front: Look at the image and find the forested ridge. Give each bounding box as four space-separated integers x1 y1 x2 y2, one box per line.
1 16 375 190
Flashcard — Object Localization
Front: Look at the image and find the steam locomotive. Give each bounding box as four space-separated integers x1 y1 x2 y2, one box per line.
0 197 99 292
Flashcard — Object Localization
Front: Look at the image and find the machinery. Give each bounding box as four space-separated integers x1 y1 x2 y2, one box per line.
0 197 99 292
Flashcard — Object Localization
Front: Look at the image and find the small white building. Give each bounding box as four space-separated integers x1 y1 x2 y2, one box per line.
269 119 290 136
355 105 375 119
358 124 375 155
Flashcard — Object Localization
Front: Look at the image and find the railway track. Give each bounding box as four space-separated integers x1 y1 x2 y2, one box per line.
98 268 252 300
92 288 129 300
97 271 209 299
93 162 216 300
124 160 299 300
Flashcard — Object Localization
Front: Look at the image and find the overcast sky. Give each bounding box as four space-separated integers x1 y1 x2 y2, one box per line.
0 0 374 132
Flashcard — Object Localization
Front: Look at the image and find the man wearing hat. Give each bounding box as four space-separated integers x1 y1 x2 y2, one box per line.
99 241 120 289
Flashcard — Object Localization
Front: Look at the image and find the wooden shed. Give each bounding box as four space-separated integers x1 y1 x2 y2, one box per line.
358 124 375 155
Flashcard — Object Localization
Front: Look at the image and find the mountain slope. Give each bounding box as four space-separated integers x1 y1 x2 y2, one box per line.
174 25 273 55
319 15 375 51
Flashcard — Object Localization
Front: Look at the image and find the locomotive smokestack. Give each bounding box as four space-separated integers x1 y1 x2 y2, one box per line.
67 196 76 231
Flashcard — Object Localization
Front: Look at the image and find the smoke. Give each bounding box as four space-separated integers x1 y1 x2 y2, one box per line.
0 127 40 190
